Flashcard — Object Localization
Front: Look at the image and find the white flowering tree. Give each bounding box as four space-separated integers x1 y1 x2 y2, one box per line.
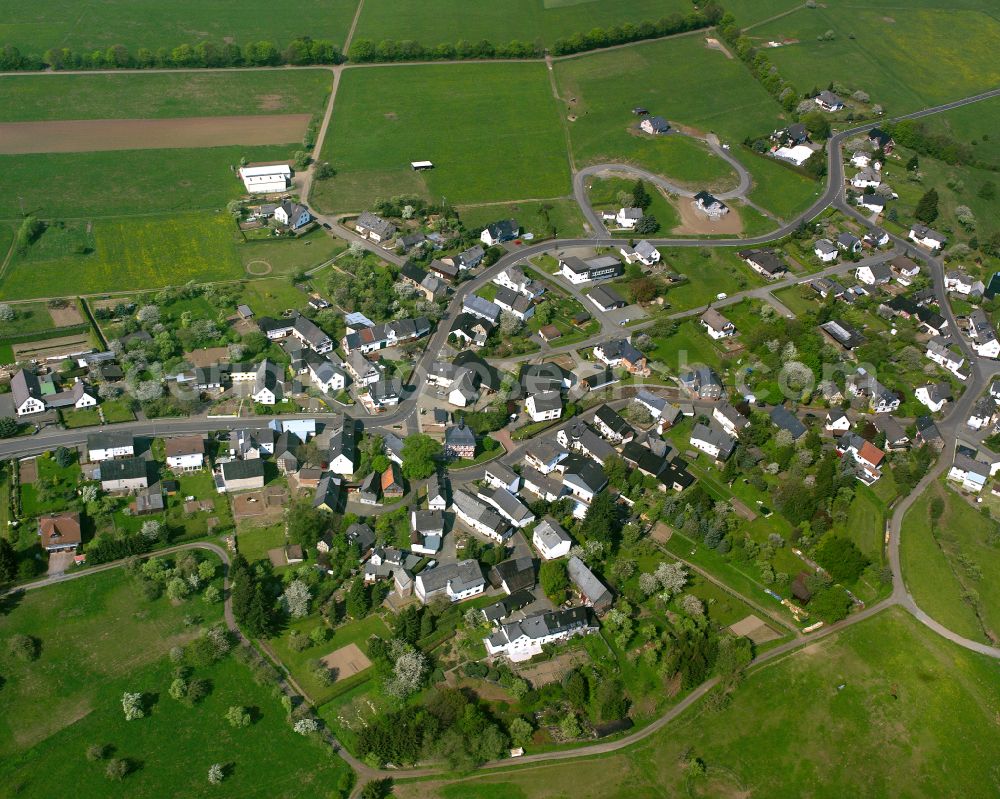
680 594 704 617
208 763 225 784
281 580 311 619
122 691 145 720
140 519 162 541
293 717 319 735
654 562 687 599
386 645 428 698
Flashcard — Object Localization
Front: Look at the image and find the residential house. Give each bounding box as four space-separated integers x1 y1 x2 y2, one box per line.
846 367 899 413
967 310 999 359
890 255 920 280
679 366 723 400
945 270 980 296
493 265 542 298
524 441 568 475
557 421 616 465
494 286 534 321
593 404 634 444
690 423 736 460
772 123 809 147
525 390 563 423
821 320 866 351
274 200 311 230
410 509 443 556
313 474 343 513
273 431 301 475
700 308 736 340
354 211 396 243
449 313 494 348
521 466 563 504
858 194 886 214
864 228 891 248
603 207 643 229
814 90 844 111
948 453 990 493
592 338 648 375
483 462 520 494
463 294 502 326
368 377 402 408
915 382 953 412
533 516 572 560
38 512 82 552
100 457 148 492
561 457 608 508
415 559 485 604
452 490 511 542
739 248 787 280
444 422 476 460
873 415 910 451
356 472 381 506
86 431 135 462
851 168 881 189
837 433 885 484
308 358 347 393
869 128 895 152
814 239 838 262
454 244 485 270
915 415 944 449
251 360 284 405
694 191 728 218
165 436 205 472
345 351 381 386
770 406 807 440
855 261 892 286
567 556 612 613
238 164 291 193
220 458 265 492
426 472 448 511
713 401 749 437
619 240 661 267
586 285 627 313
429 259 460 282
640 115 670 134
480 487 534 528
909 224 946 250
925 338 966 376
484 607 595 662
825 411 851 433
11 369 96 416
328 419 358 475
558 255 625 284
480 219 519 247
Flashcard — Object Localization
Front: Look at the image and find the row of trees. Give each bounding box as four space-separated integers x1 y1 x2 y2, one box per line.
887 119 998 171
550 6 723 56
0 37 342 72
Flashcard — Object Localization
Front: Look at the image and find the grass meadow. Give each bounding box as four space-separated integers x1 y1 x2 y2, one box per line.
0 0 358 53
313 63 572 212
751 3 1000 115
238 228 347 275
901 481 1000 644
587 175 679 231
457 200 587 240
0 144 297 218
553 35 793 159
354 0 691 47
923 95 1000 165
0 70 332 122
1 213 244 299
393 608 1000 799
0 565 352 798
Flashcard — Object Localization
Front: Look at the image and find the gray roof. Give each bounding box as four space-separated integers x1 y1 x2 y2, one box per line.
533 516 571 550
463 294 502 324
356 211 395 238
101 457 147 481
587 284 626 309
567 556 611 607
530 389 563 413
346 522 375 551
222 458 265 481
313 475 342 509
87 430 134 453
483 485 534 525
769 406 807 439
445 423 476 449
11 369 42 408
417 559 484 594
691 423 736 458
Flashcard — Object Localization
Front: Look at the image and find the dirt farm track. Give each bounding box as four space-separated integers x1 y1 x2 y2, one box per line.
0 114 312 154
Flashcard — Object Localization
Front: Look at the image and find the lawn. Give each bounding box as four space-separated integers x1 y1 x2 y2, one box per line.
353 0 690 47
19 452 81 518
1 0 357 53
552 36 793 180
457 200 586 240
901 481 1000 644
234 523 287 563
647 318 724 373
0 144 297 218
740 148 823 220
239 228 347 276
653 248 765 312
751 3 1000 115
832 484 886 567
102 399 137 423
0 302 58 338
393 608 1000 799
0 70 332 122
586 175 680 232
312 62 572 212
772 284 819 317
271 613 392 706
60 407 103 428
923 94 1000 166
0 564 353 798
1 213 245 299
236 278 312 318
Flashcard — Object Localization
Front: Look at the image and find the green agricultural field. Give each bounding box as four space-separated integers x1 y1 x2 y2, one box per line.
901 482 1000 644
726 0 804 28
1 212 244 299
0 144 297 218
751 3 1000 115
354 0 690 47
587 176 680 232
0 564 352 798
0 70 332 122
312 63 572 212
553 36 792 182
1 0 357 54
457 199 587 240
393 608 1000 799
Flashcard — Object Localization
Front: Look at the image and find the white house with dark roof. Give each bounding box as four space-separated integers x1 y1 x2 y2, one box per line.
586 285 627 313
463 294 502 325
814 90 844 111
532 516 572 560
484 607 595 662
700 308 736 340
452 489 511 542
87 431 135 462
558 255 625 284
739 248 787 280
493 286 534 321
690 423 735 460
856 261 892 286
308 359 347 393
694 191 728 218
354 211 396 242
415 559 485 604
493 265 541 298
274 200 311 230
712 401 749 437
525 390 563 422
480 219 519 247
814 239 838 262
909 224 945 250
640 115 670 135
619 240 660 266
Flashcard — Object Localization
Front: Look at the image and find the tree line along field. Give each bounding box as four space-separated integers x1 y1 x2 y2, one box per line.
0 0 358 54
353 0 690 48
0 564 352 798
749 2 1000 116
0 70 333 122
393 609 1000 799
311 62 573 213
923 95 1000 166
